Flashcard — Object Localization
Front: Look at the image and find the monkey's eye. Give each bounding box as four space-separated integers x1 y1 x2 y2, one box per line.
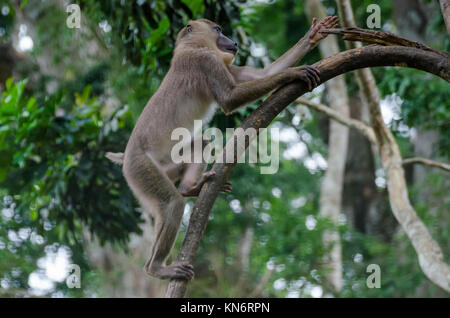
186 24 192 33
213 26 222 33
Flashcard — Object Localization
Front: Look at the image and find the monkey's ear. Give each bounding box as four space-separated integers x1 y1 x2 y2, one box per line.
186 24 192 33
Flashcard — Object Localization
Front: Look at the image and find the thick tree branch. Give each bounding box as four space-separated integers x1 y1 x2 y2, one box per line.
165 32 450 297
403 157 450 172
320 28 449 58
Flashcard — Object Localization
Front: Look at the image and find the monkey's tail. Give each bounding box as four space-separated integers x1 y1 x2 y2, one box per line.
105 152 124 165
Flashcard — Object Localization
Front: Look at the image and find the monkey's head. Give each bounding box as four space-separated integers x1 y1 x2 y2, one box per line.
175 19 238 65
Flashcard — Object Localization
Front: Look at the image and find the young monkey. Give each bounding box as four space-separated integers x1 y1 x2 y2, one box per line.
106 16 339 280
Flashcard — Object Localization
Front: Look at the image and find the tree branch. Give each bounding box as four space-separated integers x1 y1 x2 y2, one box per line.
165 31 450 297
320 27 449 58
295 98 376 144
403 157 450 172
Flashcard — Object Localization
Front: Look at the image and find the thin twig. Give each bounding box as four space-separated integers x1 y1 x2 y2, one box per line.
403 157 450 172
295 98 377 145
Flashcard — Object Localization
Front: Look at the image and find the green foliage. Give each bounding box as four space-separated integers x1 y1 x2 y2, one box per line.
187 159 327 297
0 79 142 247
78 0 248 79
0 191 46 294
378 68 450 158
341 172 450 298
0 1 15 41
248 0 316 64
141 16 172 73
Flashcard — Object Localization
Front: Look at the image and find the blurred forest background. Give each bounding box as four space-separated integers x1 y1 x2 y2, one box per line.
0 0 448 297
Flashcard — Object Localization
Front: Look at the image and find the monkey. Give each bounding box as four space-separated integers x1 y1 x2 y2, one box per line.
106 16 339 281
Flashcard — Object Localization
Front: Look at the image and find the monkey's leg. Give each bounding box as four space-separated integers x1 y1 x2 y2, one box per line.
178 163 232 197
178 162 209 197
122 150 194 280
162 161 185 182
146 198 194 280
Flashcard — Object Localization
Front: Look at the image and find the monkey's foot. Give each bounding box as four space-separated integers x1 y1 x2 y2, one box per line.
180 171 216 197
146 262 194 280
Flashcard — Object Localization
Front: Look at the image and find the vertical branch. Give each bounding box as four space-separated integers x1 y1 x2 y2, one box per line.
305 0 348 292
232 226 254 296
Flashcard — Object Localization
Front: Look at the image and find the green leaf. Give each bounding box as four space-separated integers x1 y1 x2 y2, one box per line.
29 208 38 221
181 0 205 16
0 167 7 182
26 97 37 112
20 0 29 9
5 77 13 91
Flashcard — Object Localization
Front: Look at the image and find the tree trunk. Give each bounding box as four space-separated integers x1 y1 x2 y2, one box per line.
305 0 348 293
336 0 396 242
392 0 429 43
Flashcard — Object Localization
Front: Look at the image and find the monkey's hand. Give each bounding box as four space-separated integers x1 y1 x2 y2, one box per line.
306 16 339 46
285 65 320 91
180 171 232 197
146 261 195 280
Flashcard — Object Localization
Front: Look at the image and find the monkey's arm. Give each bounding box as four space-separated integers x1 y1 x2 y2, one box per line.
229 16 338 83
229 39 311 83
202 54 319 114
